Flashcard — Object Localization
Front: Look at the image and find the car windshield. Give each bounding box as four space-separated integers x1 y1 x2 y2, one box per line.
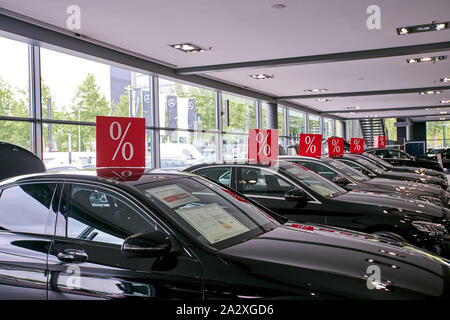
362 153 394 169
325 159 370 182
136 177 279 249
351 157 385 174
280 163 346 198
428 149 443 155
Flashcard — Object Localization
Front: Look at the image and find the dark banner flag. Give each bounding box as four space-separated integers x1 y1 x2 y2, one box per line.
142 89 151 126
188 98 196 129
166 95 177 129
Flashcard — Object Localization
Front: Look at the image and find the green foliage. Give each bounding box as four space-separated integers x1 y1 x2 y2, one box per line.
383 118 397 142
0 77 30 149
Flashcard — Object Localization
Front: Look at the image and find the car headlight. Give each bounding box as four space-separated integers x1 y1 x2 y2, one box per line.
418 196 443 206
411 221 448 236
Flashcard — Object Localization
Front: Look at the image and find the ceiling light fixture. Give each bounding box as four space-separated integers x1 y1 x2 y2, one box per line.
170 43 210 53
397 21 449 35
304 89 328 93
316 98 330 102
419 90 442 95
271 4 286 9
249 74 274 80
344 106 360 110
441 77 450 83
441 100 450 104
407 56 447 64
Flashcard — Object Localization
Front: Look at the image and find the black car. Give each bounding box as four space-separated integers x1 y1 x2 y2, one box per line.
332 154 448 190
426 148 450 169
354 152 447 180
280 155 450 208
185 161 450 257
366 148 444 172
2 171 450 299
0 142 46 180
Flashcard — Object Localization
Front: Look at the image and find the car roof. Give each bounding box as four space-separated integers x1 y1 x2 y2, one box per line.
185 159 295 172
0 168 198 189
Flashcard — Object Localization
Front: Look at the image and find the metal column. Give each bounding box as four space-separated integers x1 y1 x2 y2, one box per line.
28 44 42 158
150 75 160 168
215 91 223 162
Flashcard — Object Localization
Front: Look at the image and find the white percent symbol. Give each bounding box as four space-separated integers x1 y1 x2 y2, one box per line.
256 132 271 156
109 121 134 161
354 139 361 151
331 139 340 153
305 135 316 154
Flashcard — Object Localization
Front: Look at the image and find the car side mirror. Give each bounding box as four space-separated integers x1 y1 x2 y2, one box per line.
285 189 308 204
332 175 349 186
121 231 172 258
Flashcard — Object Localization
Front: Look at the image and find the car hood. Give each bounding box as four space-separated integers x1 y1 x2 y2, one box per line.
392 166 444 178
382 170 443 185
361 178 446 197
218 223 450 299
333 191 448 219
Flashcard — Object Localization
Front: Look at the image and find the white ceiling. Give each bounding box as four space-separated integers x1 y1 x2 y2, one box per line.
0 0 450 119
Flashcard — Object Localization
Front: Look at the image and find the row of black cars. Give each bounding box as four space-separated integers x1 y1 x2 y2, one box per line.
0 141 450 299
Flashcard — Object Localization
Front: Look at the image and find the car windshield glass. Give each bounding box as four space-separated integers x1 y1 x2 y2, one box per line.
136 177 279 249
352 157 385 173
428 149 442 155
363 153 393 168
325 159 370 182
280 163 346 198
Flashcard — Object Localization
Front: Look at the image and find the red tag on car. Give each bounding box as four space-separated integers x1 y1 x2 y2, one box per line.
299 134 322 157
96 116 145 168
328 137 344 156
350 138 365 154
374 136 386 148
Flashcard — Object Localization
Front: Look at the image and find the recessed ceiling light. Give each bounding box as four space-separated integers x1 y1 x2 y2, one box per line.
441 77 450 83
441 100 450 104
407 56 447 64
249 74 273 80
316 98 330 102
419 90 442 95
349 112 356 115
397 22 449 35
440 111 448 114
440 117 446 120
304 89 328 93
271 4 286 9
344 106 360 110
170 43 210 53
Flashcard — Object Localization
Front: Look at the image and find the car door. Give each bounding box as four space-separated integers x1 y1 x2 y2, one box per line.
47 183 202 300
234 167 325 224
0 182 58 299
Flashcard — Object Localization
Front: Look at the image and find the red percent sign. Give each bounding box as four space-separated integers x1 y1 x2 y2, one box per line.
299 134 322 157
350 138 365 154
96 116 145 168
374 135 386 148
248 129 278 164
328 137 344 156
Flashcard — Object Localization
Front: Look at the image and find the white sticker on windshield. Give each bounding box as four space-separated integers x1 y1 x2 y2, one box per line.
175 203 250 244
146 184 199 208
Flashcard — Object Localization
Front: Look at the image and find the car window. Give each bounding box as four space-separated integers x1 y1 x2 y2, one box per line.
195 167 232 187
280 163 345 198
0 183 57 235
236 167 295 197
57 184 158 245
138 177 278 249
387 150 404 159
295 161 339 180
326 159 370 182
